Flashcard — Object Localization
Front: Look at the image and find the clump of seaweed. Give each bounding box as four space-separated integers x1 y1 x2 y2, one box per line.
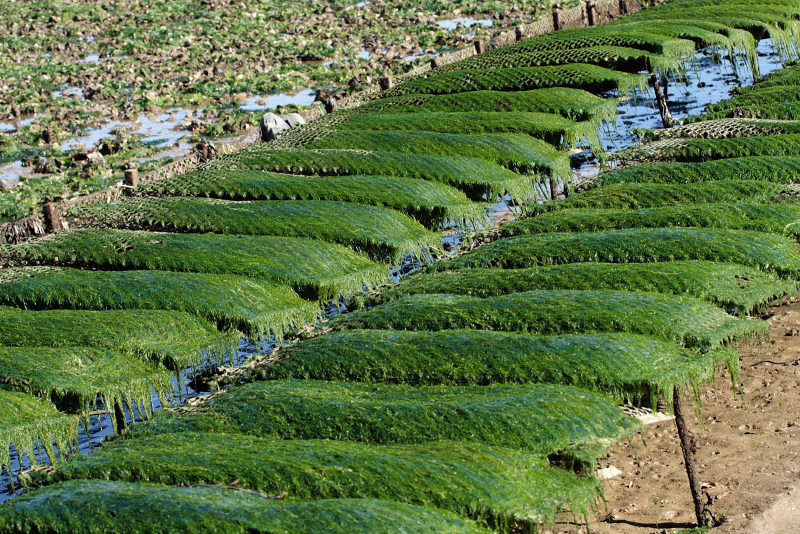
438 228 800 278
125 379 637 467
0 229 388 301
506 203 800 240
132 171 489 229
0 480 490 534
65 198 438 264
248 330 736 405
334 291 768 349
0 267 319 340
42 434 600 531
378 261 795 314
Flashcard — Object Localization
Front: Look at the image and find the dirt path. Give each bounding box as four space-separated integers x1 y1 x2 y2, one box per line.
555 294 800 533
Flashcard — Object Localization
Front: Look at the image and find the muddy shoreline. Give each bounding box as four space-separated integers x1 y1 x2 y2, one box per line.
0 0 578 217
571 293 800 534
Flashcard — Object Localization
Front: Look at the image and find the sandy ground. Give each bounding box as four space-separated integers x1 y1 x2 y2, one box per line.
552 294 800 534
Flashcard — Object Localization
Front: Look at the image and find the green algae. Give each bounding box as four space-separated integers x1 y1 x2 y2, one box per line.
0 480 489 533
379 261 794 314
439 228 800 278
248 330 735 404
125 380 637 467
0 267 319 340
0 229 388 301
43 434 600 531
334 291 768 350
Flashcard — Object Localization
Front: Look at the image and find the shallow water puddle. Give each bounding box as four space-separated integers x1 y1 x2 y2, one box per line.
79 54 101 64
436 17 494 31
52 85 85 100
600 38 785 152
0 117 35 133
239 88 317 111
136 141 195 164
0 161 29 186
60 108 206 152
571 38 786 180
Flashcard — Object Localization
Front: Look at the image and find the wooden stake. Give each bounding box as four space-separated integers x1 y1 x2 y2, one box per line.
123 166 139 188
549 177 558 200
650 74 674 128
552 4 561 31
41 201 64 232
619 0 627 14
113 400 127 432
378 76 393 90
586 1 596 26
673 387 711 527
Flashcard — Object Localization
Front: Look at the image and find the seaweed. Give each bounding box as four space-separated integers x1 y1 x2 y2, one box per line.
378 261 795 314
432 45 688 78
330 112 602 151
249 330 735 404
532 181 795 213
384 65 650 97
334 291 768 349
355 88 618 123
0 267 319 339
619 134 800 163
0 229 388 302
0 346 171 424
301 131 572 183
438 228 800 278
0 390 77 477
506 204 800 240
0 305 238 370
44 435 599 531
598 157 800 185
127 380 637 467
0 481 488 534
206 148 535 202
65 198 439 263
132 171 489 228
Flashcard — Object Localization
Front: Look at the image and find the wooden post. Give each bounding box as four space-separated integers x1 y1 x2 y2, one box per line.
586 1 596 26
12 104 21 129
474 40 487 54
113 400 127 432
549 177 558 200
552 4 561 31
378 76 393 90
650 74 674 128
123 165 139 188
41 201 64 232
673 387 712 527
619 0 627 14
